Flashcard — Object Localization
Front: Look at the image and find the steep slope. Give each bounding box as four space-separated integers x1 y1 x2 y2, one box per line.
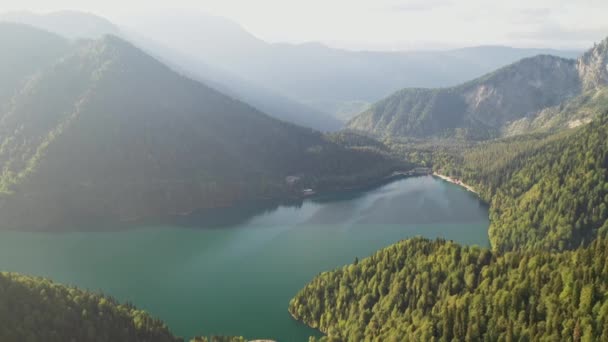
578 38 608 90
137 38 343 131
1 11 342 131
431 111 608 252
0 272 179 342
349 37 608 140
0 22 70 107
0 27 400 229
349 55 582 139
504 86 608 135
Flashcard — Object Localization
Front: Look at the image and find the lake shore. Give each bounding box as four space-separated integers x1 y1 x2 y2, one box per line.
432 172 478 195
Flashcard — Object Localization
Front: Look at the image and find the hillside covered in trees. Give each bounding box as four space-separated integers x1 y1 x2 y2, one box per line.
291 110 608 340
291 237 608 341
0 23 403 230
0 271 268 341
431 112 608 252
0 272 179 342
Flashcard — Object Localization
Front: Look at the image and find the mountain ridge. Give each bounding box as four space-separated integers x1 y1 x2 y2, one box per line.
348 37 608 139
0 26 400 229
0 10 343 131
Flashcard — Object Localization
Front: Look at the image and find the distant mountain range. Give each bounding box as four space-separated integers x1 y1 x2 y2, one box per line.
0 23 400 229
123 11 582 119
0 10 582 128
348 38 608 139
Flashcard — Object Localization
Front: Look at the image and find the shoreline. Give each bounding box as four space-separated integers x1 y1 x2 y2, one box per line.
432 172 478 195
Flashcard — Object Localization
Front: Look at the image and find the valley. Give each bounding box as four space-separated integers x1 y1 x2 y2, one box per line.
0 6 607 342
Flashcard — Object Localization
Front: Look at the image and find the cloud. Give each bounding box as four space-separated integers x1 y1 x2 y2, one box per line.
517 7 552 18
510 24 608 41
506 23 608 49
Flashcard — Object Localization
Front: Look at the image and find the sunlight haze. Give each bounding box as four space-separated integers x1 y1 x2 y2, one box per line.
1 0 607 50
3 1 608 341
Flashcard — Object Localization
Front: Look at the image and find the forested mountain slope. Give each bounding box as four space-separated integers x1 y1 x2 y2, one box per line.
291 237 608 341
349 37 608 139
432 112 608 252
0 25 401 229
0 272 256 341
291 111 608 341
0 272 179 342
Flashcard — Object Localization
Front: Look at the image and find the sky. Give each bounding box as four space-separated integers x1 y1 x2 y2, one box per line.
1 0 607 50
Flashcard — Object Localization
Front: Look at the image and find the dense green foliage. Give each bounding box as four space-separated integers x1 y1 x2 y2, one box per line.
432 113 608 252
0 25 403 230
0 271 268 341
293 108 608 340
292 237 608 341
0 272 179 342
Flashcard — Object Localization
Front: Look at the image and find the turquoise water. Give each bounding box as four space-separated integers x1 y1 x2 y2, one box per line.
0 176 489 341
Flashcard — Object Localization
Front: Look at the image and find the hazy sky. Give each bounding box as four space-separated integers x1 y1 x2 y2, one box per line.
1 0 607 50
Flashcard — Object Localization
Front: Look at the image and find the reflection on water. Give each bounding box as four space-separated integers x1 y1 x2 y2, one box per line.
172 175 487 228
0 176 489 342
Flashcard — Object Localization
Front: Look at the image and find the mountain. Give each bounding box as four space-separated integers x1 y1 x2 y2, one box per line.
0 10 342 131
349 55 581 139
0 10 120 38
0 24 400 230
290 109 608 341
349 38 608 139
131 34 343 131
120 11 581 119
0 22 70 106
3 11 582 127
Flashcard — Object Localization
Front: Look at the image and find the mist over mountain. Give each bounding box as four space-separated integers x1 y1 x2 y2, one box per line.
2 10 582 128
120 11 581 119
0 10 343 131
128 32 343 131
3 4 608 342
0 22 70 107
0 10 120 39
0 24 399 229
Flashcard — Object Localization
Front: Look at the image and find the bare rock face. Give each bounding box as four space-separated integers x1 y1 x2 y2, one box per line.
578 38 608 90
460 55 580 128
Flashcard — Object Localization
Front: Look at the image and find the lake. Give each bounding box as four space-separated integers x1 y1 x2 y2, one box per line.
0 176 489 341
